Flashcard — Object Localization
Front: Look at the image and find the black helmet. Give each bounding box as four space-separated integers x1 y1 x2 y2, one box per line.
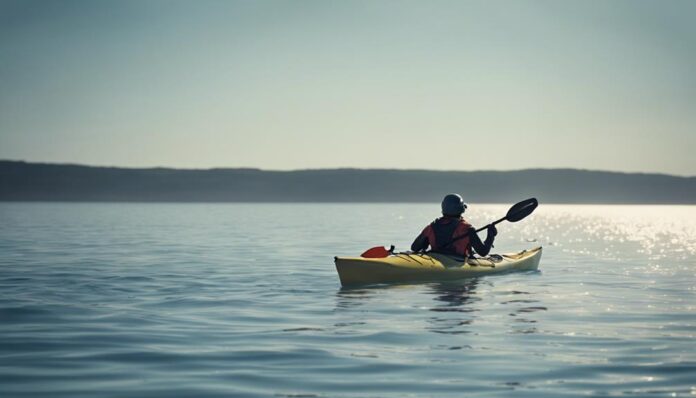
441 193 467 216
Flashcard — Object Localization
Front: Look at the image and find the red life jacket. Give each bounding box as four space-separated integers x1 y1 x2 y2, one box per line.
421 217 472 256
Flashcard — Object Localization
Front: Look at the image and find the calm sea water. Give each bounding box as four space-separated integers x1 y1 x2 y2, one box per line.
1 203 695 397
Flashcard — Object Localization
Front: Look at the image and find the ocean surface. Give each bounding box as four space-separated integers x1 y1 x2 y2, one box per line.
1 203 695 398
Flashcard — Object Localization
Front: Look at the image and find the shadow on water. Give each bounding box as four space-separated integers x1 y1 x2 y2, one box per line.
334 279 484 335
334 285 382 309
335 278 547 336
334 278 480 305
425 279 481 335
428 279 481 308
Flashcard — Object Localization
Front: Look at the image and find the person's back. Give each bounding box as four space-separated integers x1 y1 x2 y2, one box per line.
411 194 497 257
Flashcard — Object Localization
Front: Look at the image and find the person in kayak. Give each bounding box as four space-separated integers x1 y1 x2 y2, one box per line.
411 193 497 257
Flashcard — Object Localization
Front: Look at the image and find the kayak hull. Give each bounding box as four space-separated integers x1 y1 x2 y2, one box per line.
334 247 542 286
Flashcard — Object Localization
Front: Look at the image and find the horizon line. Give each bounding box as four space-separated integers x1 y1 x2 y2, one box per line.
2 159 694 179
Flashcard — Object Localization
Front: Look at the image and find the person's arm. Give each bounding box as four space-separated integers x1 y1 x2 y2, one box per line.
411 232 429 252
469 225 497 256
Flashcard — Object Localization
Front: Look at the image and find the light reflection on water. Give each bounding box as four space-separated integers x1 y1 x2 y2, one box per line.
0 203 695 397
520 205 696 261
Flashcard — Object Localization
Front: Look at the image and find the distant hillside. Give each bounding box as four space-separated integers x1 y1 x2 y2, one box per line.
1 160 695 204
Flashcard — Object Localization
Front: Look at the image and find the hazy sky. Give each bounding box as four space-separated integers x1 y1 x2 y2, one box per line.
1 0 695 175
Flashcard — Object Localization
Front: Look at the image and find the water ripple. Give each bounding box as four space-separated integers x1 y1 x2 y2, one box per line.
1 203 695 397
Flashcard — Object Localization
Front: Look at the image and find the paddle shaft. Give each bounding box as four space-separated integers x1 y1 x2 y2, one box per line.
475 216 506 233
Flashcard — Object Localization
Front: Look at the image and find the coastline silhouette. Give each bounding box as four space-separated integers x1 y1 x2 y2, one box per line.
1 160 694 204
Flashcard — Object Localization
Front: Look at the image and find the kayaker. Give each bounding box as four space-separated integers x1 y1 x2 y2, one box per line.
411 194 497 257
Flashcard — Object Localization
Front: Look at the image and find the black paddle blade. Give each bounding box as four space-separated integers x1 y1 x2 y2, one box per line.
506 198 538 222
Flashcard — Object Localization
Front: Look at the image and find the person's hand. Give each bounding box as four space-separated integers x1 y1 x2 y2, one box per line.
487 225 498 237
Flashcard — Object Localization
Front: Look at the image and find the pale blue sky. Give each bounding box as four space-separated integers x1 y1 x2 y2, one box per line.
1 0 695 175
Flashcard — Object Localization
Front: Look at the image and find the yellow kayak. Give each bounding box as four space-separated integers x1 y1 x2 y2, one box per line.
334 247 542 286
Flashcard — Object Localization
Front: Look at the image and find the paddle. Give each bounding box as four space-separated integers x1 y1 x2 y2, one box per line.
359 198 539 258
474 197 538 233
439 197 538 249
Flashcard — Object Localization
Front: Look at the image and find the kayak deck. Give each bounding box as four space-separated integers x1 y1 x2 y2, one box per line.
334 246 542 286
